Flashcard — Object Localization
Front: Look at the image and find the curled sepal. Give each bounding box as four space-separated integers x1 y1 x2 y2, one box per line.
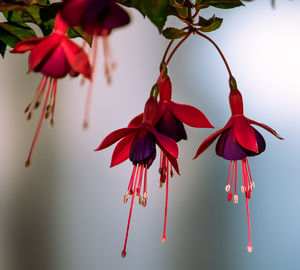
170 102 214 128
247 118 284 140
95 127 137 151
10 37 43 53
110 133 136 167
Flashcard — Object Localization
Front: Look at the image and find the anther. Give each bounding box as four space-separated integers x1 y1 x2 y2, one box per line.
161 236 167 243
121 251 126 258
241 185 245 193
25 160 30 168
34 101 40 108
159 182 163 188
27 112 32 120
142 199 147 207
227 192 232 201
247 244 253 253
50 119 55 128
233 194 238 204
246 190 251 199
225 185 230 192
138 196 143 205
251 182 255 190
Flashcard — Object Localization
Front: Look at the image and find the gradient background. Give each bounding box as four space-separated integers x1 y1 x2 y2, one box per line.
0 1 299 269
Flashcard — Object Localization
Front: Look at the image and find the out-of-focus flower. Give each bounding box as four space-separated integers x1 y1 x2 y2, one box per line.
194 78 283 252
11 13 91 166
95 96 179 257
60 0 130 127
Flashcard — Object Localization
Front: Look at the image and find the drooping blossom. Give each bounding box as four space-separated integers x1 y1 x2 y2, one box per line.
60 0 130 127
130 74 214 242
11 13 91 167
95 96 179 257
194 77 283 252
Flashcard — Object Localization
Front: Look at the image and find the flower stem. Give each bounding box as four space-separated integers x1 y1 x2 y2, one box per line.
195 30 233 77
158 32 192 83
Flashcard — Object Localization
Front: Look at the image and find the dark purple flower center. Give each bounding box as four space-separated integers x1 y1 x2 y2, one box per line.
129 130 156 167
155 111 187 142
216 127 266 160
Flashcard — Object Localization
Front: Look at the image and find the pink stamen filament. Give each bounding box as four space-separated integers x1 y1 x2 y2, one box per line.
143 166 148 205
127 165 137 194
25 78 53 167
102 33 116 83
50 79 57 127
136 164 144 197
162 160 169 243
234 161 237 196
121 165 140 258
83 37 98 129
242 159 253 252
226 161 233 187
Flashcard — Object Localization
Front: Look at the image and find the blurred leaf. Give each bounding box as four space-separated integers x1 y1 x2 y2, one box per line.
0 22 36 48
201 0 244 9
141 0 168 33
198 15 223 32
117 0 144 15
162 27 186 39
67 26 93 47
0 39 7 57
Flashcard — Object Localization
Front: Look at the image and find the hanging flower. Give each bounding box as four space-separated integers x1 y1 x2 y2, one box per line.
130 75 214 241
95 96 179 257
60 0 130 127
11 13 91 166
193 77 283 252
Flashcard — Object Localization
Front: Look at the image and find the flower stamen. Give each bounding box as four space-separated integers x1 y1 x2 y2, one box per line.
162 160 169 243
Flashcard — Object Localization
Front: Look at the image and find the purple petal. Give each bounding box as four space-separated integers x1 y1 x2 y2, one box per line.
216 128 248 160
129 130 156 164
155 111 187 142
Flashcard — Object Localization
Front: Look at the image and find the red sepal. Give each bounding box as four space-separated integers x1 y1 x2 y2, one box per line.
164 151 180 175
61 37 92 79
95 127 137 151
149 127 178 159
128 113 143 127
170 102 214 128
193 119 233 159
247 118 284 140
11 38 43 53
110 133 135 167
233 116 258 153
29 34 62 71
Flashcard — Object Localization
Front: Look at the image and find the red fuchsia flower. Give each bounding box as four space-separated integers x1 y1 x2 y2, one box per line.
60 0 130 127
130 75 214 242
11 13 91 167
193 77 283 252
95 96 179 257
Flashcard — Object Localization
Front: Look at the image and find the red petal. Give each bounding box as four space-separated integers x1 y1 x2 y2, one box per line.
10 37 43 53
128 113 143 127
247 118 284 140
170 102 214 128
61 37 92 79
110 133 135 167
29 34 62 71
95 127 137 151
233 116 258 153
149 127 178 159
193 119 233 159
165 152 180 175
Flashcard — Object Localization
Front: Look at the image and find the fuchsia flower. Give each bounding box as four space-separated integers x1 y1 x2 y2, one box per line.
61 0 131 127
131 75 213 242
11 14 91 166
194 78 283 252
95 96 179 257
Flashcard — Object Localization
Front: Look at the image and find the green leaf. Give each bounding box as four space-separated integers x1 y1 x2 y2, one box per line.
201 0 244 9
198 15 223 32
0 22 36 48
141 0 168 33
162 27 186 39
0 39 7 57
67 26 93 47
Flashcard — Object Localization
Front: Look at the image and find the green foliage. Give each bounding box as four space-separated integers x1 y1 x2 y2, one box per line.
198 15 223 32
163 27 186 39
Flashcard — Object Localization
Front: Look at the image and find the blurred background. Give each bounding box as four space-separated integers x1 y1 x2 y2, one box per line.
0 1 299 269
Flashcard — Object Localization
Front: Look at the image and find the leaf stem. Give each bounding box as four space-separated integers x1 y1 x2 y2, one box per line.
195 30 233 77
